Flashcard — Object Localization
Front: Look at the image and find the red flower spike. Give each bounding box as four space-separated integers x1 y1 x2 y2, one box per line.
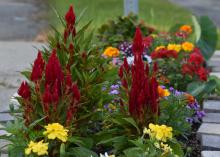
65 5 76 26
18 81 31 99
132 27 144 56
188 51 204 65
52 80 59 104
123 58 129 73
72 84 80 102
153 62 158 72
31 51 45 81
45 49 64 89
118 66 124 78
65 74 73 88
43 85 52 105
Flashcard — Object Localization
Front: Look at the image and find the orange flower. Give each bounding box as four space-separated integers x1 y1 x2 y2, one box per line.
180 25 192 34
182 42 194 52
155 46 165 52
184 93 195 104
103 47 120 57
158 86 170 97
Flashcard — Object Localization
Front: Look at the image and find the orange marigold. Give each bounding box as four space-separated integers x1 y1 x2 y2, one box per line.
103 47 120 57
182 42 194 52
158 86 170 97
180 25 192 34
184 93 195 104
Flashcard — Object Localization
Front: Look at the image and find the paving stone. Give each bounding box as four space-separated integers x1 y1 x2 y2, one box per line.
197 123 220 140
0 113 13 122
208 59 220 67
0 154 8 157
211 67 220 72
202 151 220 157
203 100 220 113
201 134 220 150
203 113 220 123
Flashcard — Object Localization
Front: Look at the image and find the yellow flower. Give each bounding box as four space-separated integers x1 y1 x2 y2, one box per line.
180 25 192 34
167 44 181 53
155 46 165 51
25 140 48 156
43 123 69 142
148 123 173 142
158 86 170 97
103 47 120 57
182 42 194 52
143 127 151 135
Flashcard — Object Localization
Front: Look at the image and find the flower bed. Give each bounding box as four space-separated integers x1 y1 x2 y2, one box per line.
0 5 219 157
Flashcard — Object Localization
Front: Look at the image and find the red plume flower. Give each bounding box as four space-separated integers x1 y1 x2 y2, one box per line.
65 5 76 26
119 28 159 124
132 27 144 56
72 84 80 102
43 85 52 105
45 49 64 89
197 67 208 81
31 51 45 81
18 81 31 99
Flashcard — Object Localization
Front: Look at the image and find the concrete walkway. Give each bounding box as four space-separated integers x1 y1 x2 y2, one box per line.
0 0 47 41
0 42 44 112
169 0 220 27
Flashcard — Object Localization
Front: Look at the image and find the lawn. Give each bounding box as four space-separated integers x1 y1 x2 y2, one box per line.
49 0 192 31
49 0 219 49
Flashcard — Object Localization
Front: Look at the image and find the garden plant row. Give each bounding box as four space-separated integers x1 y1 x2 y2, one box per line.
0 5 220 157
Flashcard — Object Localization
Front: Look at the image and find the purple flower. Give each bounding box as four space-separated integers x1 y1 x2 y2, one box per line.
110 84 119 90
169 87 174 92
109 89 119 95
196 110 205 119
186 117 193 123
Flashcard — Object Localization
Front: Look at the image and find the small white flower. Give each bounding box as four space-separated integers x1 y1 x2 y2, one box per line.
126 56 134 65
143 55 152 63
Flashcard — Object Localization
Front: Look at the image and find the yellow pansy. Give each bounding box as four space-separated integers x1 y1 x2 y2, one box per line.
155 46 165 51
167 44 181 53
25 140 48 156
182 42 194 52
43 123 69 142
103 47 120 57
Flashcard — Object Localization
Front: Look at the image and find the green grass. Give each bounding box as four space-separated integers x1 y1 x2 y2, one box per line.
49 0 192 31
49 0 219 49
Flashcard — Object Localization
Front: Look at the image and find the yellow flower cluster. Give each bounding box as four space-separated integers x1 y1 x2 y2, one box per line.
144 123 173 142
167 44 181 53
25 140 48 156
155 45 165 51
181 42 194 52
43 123 69 142
158 86 170 97
180 25 192 34
103 47 120 57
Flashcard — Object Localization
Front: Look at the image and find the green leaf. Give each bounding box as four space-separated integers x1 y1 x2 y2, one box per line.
60 143 66 157
68 137 93 149
123 147 144 157
196 16 217 60
97 136 125 145
192 15 201 42
68 147 98 157
123 117 141 134
169 141 184 157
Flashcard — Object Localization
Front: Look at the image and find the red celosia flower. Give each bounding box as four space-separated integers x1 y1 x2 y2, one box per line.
43 85 52 105
31 51 45 81
120 28 159 124
151 48 178 59
72 84 80 102
65 5 76 26
132 27 144 56
18 81 31 99
65 74 73 88
197 67 208 81
45 49 64 90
